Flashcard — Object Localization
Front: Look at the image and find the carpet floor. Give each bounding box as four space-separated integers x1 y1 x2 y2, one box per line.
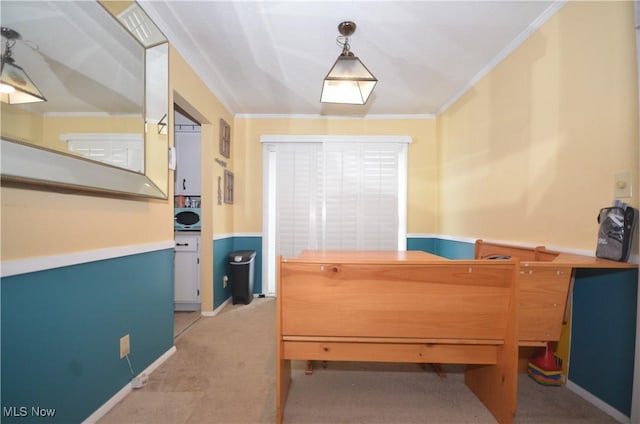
99 298 619 424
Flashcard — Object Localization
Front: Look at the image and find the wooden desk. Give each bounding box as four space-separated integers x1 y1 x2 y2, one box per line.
475 240 637 348
475 240 636 270
277 251 519 424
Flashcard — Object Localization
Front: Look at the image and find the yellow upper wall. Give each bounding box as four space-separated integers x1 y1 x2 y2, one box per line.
232 117 437 234
1 106 43 147
169 46 235 241
437 1 638 250
0 185 171 261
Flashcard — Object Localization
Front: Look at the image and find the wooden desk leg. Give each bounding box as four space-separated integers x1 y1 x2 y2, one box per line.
431 363 447 378
305 360 327 375
465 346 517 423
420 363 447 378
276 356 291 424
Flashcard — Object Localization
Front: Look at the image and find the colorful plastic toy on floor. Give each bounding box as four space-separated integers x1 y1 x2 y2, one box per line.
528 342 563 386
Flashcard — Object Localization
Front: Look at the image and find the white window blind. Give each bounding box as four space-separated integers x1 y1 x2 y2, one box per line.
275 143 322 258
320 143 401 251
273 141 405 259
62 133 144 173
262 135 411 295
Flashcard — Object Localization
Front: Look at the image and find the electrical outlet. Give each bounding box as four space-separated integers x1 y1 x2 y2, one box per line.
120 334 130 359
223 275 228 288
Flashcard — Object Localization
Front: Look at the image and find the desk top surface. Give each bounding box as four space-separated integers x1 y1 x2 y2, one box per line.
296 249 637 270
546 252 637 269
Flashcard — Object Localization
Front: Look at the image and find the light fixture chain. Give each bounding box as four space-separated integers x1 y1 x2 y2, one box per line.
336 35 351 55
2 38 16 62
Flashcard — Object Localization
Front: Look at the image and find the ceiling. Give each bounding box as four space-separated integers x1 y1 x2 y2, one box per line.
140 0 563 117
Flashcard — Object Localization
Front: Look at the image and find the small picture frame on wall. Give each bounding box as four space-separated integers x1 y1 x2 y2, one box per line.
224 170 234 204
219 118 231 159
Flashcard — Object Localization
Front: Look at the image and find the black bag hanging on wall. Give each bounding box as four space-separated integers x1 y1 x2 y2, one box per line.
596 206 638 262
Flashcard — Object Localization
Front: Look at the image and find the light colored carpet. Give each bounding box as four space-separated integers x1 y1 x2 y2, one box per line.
174 311 201 338
99 298 618 424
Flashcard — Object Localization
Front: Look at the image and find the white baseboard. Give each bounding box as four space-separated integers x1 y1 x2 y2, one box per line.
82 346 177 424
201 297 231 317
565 380 630 424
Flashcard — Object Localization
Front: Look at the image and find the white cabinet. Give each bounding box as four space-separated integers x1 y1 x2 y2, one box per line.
174 234 200 311
175 131 201 195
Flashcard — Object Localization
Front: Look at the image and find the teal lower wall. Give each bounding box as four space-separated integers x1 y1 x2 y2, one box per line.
569 268 638 417
1 249 174 423
213 236 263 308
407 237 475 259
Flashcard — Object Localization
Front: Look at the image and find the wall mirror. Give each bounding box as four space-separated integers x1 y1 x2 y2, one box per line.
0 1 169 199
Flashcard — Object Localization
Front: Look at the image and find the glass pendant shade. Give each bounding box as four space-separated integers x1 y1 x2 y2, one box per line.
0 59 46 104
321 54 377 105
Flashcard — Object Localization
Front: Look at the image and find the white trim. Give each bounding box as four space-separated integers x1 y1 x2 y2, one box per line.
264 148 277 296
226 232 262 238
213 233 263 241
82 346 177 424
406 233 441 239
235 113 435 120
260 134 412 144
1 241 175 278
398 143 409 251
437 1 567 115
566 380 630 424
212 232 263 241
201 297 231 317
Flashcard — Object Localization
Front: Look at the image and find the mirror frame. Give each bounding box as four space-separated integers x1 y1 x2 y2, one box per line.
0 1 169 200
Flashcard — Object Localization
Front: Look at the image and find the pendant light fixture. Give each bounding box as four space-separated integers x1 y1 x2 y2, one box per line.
320 21 377 105
0 27 46 104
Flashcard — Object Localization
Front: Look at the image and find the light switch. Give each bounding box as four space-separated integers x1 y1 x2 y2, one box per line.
614 171 632 198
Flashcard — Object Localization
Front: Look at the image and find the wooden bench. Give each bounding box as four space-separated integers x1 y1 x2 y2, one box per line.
276 252 520 424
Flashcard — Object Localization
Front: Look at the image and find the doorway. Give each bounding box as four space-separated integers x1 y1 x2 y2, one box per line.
173 106 202 337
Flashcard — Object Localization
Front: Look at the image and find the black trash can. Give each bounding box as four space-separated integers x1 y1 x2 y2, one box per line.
228 250 256 305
